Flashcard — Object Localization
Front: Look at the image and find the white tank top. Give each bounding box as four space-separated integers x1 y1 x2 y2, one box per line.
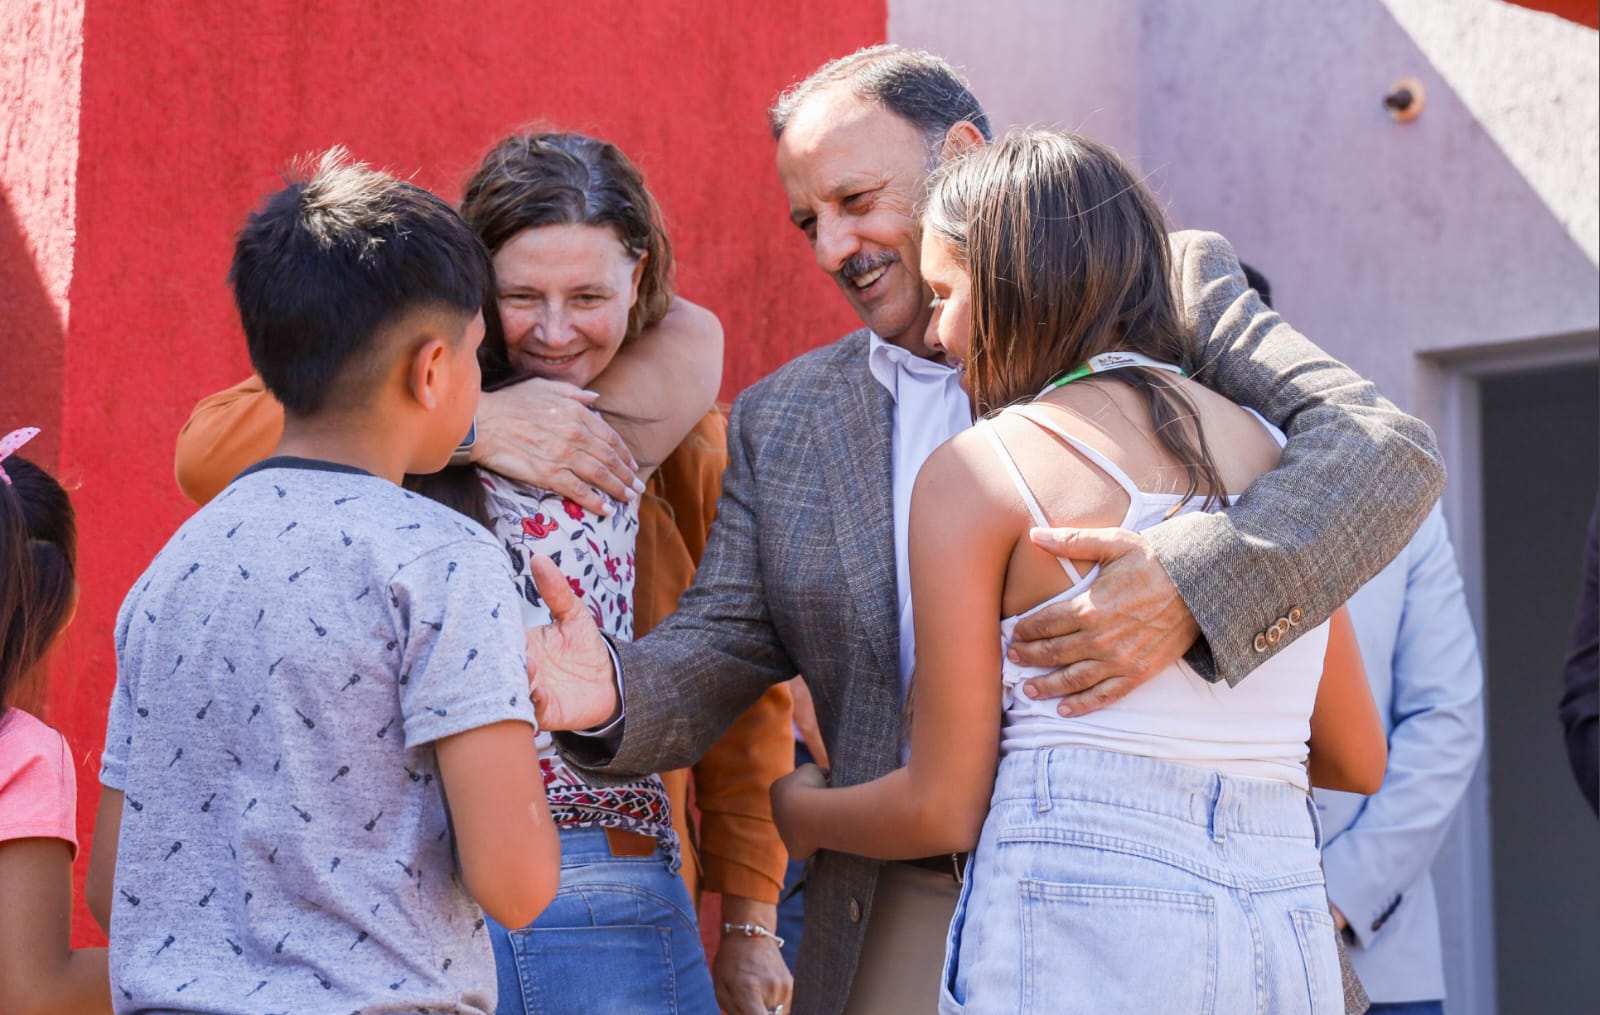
984 404 1327 790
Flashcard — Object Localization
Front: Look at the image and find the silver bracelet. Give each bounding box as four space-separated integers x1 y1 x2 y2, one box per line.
721 922 785 948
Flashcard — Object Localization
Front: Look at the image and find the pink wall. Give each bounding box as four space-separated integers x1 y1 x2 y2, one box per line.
4 0 883 946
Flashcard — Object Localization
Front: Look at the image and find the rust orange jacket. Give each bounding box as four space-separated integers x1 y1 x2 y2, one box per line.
173 376 793 904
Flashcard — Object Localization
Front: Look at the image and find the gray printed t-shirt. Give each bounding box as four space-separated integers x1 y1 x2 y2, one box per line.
100 458 537 1014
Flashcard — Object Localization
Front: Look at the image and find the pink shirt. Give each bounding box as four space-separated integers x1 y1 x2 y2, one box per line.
0 706 78 857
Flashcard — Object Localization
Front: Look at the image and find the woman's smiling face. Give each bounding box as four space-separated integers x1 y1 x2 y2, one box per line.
493 223 645 389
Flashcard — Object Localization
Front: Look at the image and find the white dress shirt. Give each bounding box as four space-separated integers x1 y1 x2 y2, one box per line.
866 334 975 760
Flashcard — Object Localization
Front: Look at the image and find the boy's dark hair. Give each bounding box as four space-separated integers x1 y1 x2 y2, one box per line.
229 148 491 416
0 455 77 718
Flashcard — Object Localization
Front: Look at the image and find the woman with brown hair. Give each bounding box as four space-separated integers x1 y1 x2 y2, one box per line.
770 129 1387 1014
173 131 793 1015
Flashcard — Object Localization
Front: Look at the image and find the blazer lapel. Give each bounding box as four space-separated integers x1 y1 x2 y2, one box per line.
818 340 903 777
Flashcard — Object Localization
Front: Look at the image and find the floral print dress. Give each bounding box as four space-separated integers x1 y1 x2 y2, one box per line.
480 469 679 869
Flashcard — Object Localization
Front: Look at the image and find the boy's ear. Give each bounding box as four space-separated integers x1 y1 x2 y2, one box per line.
407 337 450 410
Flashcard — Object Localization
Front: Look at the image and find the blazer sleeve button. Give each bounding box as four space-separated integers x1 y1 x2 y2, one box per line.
849 897 862 923
1254 633 1269 653
1288 606 1304 625
1266 625 1282 646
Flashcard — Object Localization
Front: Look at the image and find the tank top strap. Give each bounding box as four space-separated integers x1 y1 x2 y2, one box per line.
978 422 1087 586
1007 405 1145 521
1240 405 1289 449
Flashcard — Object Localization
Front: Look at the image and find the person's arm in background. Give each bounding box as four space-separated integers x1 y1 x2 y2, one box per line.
700 681 793 1015
171 296 723 510
0 726 110 1015
1307 608 1387 794
593 298 724 476
0 837 111 1015
1011 230 1445 705
1321 507 1485 944
1559 498 1598 814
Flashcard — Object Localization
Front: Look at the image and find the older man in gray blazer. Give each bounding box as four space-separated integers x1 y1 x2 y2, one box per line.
541 46 1442 1015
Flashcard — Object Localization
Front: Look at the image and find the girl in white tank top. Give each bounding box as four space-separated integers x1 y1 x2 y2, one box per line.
769 129 1386 1013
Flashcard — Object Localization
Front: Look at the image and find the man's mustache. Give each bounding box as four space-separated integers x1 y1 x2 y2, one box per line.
836 251 899 285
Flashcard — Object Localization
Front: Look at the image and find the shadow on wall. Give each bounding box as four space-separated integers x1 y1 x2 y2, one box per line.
0 188 65 463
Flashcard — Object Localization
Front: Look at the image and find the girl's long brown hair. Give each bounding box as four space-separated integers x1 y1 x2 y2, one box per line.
0 455 77 718
924 128 1228 511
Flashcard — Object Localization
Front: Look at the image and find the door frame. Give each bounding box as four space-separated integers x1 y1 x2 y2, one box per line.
1413 328 1599 1015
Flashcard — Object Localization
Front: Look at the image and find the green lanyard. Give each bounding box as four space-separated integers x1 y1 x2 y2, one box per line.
1039 351 1187 395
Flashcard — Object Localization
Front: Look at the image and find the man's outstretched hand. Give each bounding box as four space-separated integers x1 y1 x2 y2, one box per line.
1009 526 1201 715
526 553 622 732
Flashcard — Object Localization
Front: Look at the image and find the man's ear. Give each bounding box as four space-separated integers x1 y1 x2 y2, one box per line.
407 337 450 410
939 120 986 162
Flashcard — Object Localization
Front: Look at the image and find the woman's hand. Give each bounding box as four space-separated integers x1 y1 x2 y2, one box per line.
769 763 828 861
714 897 793 1015
473 377 641 515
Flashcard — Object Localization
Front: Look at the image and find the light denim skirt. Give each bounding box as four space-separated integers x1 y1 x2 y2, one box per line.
940 747 1341 1015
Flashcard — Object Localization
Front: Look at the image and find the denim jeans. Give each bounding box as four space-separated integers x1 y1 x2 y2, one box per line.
941 748 1340 1015
487 827 717 1015
1368 1003 1444 1015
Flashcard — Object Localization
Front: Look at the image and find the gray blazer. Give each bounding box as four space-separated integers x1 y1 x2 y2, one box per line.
563 230 1438 1014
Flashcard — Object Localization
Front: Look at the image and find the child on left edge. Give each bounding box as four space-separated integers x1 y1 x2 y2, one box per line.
0 428 113 1015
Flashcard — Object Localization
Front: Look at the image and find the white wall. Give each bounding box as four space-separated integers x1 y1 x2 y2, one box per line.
888 0 1142 163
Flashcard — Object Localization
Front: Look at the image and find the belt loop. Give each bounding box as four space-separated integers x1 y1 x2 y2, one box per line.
1034 749 1053 814
1304 792 1323 849
1208 772 1227 845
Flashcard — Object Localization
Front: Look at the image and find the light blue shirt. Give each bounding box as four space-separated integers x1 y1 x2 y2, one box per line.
1314 504 1485 1003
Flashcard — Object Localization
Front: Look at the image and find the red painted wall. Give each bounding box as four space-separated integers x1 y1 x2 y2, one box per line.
1506 0 1600 29
6 0 883 946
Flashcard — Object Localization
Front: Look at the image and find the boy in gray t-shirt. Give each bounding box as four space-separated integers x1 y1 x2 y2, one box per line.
88 153 557 1014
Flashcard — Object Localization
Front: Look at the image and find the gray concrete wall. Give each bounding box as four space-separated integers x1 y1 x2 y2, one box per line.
888 0 1142 163
1138 0 1598 410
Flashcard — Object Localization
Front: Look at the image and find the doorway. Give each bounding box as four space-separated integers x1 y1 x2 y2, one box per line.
1477 360 1598 1013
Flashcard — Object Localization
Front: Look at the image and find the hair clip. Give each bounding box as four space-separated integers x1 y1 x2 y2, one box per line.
0 427 41 485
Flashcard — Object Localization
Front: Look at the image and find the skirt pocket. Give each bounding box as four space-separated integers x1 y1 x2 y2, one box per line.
1019 879 1217 1015
938 855 977 1014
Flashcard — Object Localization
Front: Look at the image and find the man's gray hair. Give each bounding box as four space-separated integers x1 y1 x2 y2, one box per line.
768 44 993 150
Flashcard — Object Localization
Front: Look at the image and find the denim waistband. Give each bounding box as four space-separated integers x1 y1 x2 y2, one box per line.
992 747 1317 841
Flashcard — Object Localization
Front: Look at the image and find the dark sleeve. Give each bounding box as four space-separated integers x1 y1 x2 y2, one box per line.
1143 230 1446 684
1560 499 1599 813
555 391 797 778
